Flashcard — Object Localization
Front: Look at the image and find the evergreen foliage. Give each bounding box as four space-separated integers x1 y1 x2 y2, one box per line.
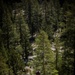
34 30 55 75
0 0 74 75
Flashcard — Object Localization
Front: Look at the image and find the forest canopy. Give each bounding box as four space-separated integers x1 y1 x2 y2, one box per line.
0 0 74 75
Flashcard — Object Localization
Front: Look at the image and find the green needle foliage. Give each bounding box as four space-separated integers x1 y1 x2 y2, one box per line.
34 30 55 75
0 0 74 75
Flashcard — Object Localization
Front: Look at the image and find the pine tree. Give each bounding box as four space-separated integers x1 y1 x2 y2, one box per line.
0 2 25 75
34 30 55 75
15 9 32 65
60 1 75 75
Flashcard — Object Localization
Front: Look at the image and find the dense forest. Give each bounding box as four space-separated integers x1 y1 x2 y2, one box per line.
0 0 75 75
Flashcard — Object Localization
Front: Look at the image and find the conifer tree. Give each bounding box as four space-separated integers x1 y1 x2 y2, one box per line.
60 1 75 75
15 10 32 64
34 30 55 75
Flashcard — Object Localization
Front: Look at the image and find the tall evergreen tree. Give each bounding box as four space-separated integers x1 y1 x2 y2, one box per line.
60 1 75 75
34 30 55 75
